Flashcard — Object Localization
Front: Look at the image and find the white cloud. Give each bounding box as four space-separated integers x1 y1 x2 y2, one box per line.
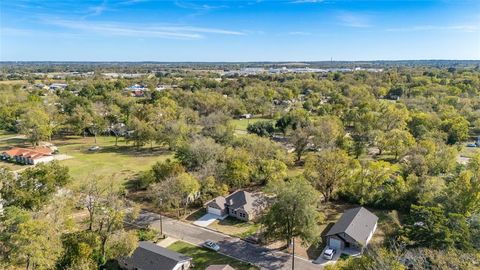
43 19 245 39
337 12 372 28
387 25 478 33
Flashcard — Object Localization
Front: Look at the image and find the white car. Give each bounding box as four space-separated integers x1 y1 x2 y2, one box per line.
88 146 101 151
202 240 220 252
323 248 336 260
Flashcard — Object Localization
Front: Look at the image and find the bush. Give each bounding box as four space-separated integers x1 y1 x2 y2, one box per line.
136 228 158 241
247 121 275 137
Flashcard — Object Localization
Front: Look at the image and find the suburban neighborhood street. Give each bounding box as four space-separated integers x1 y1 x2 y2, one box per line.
134 211 323 270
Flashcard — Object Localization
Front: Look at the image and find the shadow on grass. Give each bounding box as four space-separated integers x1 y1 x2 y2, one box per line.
85 145 172 157
217 216 248 227
306 243 323 259
0 138 30 150
185 208 207 221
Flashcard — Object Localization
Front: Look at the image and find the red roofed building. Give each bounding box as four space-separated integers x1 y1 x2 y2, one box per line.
1 147 55 165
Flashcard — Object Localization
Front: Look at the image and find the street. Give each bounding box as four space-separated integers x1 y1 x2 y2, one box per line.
134 211 323 270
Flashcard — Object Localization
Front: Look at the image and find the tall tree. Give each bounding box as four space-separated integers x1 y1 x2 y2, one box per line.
263 177 320 269
304 149 356 202
1 161 70 210
18 107 52 146
0 206 62 270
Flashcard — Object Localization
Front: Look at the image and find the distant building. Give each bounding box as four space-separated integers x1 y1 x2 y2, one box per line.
1 147 55 165
118 241 192 270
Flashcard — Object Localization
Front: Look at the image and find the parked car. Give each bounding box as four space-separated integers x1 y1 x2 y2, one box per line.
202 240 220 251
467 143 477 148
88 146 101 151
323 248 336 260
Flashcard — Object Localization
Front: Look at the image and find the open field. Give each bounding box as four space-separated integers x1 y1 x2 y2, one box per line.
230 118 272 132
0 134 173 189
167 241 258 270
51 136 173 189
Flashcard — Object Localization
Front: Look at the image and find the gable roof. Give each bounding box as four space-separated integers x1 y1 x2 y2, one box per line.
126 241 191 270
206 196 227 210
225 190 254 212
206 265 236 270
326 207 378 246
2 147 53 159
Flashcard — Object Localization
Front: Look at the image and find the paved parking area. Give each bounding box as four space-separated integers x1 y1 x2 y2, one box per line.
193 213 224 227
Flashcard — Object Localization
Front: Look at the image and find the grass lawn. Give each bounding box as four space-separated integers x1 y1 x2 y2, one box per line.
287 166 304 177
51 136 173 189
0 130 16 139
167 241 258 270
208 217 261 239
230 118 272 132
0 134 173 189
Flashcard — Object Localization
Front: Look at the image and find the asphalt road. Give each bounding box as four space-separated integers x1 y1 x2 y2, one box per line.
134 211 323 270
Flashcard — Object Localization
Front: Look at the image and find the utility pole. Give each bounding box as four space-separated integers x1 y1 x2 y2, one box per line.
292 237 295 270
291 202 297 270
159 198 163 238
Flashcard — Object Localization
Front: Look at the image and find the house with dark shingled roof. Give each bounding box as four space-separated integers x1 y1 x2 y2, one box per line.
118 241 192 270
325 207 378 253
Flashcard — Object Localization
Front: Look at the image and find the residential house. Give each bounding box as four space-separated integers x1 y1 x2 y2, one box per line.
205 191 266 221
1 147 55 165
119 241 192 270
325 207 378 253
206 265 236 270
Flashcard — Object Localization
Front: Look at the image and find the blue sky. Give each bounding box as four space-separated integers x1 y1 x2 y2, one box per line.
1 0 479 61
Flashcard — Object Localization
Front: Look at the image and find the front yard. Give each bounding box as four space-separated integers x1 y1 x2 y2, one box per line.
208 217 261 239
167 241 258 270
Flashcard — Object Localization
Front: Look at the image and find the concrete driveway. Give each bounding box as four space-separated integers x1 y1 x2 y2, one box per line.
193 213 223 227
313 247 341 266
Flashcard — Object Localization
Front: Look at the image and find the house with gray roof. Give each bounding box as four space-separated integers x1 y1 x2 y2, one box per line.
204 191 266 221
325 207 378 253
118 241 192 270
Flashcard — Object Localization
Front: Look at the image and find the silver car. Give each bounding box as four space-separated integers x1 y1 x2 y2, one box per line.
202 240 220 252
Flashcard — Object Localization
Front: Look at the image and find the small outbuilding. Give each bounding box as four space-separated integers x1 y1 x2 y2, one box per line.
325 207 378 253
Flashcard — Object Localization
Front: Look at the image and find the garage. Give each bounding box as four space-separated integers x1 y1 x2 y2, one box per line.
328 237 343 250
207 206 222 216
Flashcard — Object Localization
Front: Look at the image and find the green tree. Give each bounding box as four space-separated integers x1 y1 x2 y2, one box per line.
127 117 155 150
18 107 53 146
175 137 224 170
304 149 355 202
1 161 70 210
0 206 62 270
262 177 320 265
247 121 276 137
383 129 415 160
